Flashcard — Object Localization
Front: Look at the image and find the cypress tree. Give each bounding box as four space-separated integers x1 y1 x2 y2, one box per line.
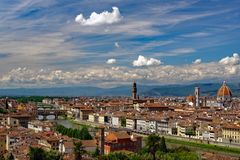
160 136 168 153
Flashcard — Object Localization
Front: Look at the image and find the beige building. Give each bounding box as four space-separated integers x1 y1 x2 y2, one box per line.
0 134 6 155
0 116 19 127
222 123 240 143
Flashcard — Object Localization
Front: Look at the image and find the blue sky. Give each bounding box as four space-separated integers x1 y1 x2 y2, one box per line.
0 0 240 88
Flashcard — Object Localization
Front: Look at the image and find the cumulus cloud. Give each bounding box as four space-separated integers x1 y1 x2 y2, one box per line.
193 59 201 64
225 66 237 75
106 58 116 64
114 42 120 48
219 53 239 65
133 55 162 67
1 60 240 88
0 62 240 87
75 7 122 26
1 53 240 88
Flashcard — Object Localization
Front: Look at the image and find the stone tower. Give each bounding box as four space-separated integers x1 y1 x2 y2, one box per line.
194 87 200 107
132 81 137 100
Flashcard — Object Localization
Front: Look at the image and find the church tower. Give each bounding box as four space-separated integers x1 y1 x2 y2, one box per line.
132 81 137 100
194 87 200 107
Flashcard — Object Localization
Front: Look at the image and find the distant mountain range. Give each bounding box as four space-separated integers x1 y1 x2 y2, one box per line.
0 83 239 97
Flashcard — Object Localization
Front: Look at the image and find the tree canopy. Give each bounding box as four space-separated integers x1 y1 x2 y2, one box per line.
55 125 92 140
74 141 87 160
29 147 62 160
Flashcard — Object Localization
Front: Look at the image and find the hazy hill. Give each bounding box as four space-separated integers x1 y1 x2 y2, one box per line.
0 83 239 97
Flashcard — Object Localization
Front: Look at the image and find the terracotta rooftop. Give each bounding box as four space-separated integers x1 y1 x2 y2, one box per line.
81 140 97 147
222 123 240 130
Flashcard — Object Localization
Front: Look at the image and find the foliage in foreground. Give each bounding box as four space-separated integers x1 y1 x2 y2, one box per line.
100 149 199 160
100 134 199 160
166 138 240 155
145 134 168 160
74 141 87 160
28 147 62 160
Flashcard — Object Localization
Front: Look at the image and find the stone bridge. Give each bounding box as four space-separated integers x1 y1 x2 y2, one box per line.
37 109 67 120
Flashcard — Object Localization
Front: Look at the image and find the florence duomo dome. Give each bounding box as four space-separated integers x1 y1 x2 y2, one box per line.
217 81 232 103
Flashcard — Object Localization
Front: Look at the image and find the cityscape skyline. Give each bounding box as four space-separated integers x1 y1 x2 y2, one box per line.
1 1 240 160
0 0 240 88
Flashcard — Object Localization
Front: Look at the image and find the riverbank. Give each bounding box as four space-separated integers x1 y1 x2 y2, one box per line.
55 116 94 131
62 116 92 128
55 118 240 157
166 137 240 157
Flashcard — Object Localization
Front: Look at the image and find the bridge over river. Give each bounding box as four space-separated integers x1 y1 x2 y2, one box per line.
37 109 67 120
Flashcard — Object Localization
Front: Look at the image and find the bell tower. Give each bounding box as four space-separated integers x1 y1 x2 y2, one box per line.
132 81 137 100
194 87 200 107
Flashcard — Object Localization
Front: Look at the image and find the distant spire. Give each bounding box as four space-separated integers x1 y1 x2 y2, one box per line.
223 81 227 86
132 81 137 100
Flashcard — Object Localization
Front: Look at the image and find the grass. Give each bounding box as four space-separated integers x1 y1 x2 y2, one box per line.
165 137 240 155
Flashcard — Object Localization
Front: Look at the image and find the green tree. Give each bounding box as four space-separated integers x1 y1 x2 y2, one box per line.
29 147 62 160
0 108 8 114
6 153 14 160
101 152 129 160
0 154 4 160
45 150 63 160
29 147 45 160
120 117 126 127
145 134 161 160
160 136 168 153
185 128 196 138
74 141 86 160
93 146 100 158
55 125 92 140
81 126 92 140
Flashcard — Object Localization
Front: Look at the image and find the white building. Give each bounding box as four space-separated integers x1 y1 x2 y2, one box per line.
112 116 120 127
156 119 171 135
136 119 147 133
42 98 52 104
98 115 105 124
88 114 95 122
202 131 215 141
28 120 52 133
146 120 157 133
126 118 136 130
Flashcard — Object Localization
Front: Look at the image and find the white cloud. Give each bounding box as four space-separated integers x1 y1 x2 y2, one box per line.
75 7 122 26
193 59 201 64
219 53 239 65
225 66 237 75
106 58 116 64
114 42 120 48
133 55 162 67
1 58 240 88
171 48 195 55
0 50 240 88
182 32 210 38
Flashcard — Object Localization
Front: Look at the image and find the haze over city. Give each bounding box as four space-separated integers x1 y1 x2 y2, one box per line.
0 0 240 88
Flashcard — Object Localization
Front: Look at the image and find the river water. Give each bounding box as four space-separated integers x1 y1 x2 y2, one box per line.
52 119 83 130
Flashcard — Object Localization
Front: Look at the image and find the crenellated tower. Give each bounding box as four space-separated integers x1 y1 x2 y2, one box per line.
132 81 137 100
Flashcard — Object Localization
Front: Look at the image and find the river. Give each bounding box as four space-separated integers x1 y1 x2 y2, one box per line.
52 119 84 130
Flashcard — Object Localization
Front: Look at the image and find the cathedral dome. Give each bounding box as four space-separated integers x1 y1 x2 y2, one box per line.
186 95 194 102
217 81 232 98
